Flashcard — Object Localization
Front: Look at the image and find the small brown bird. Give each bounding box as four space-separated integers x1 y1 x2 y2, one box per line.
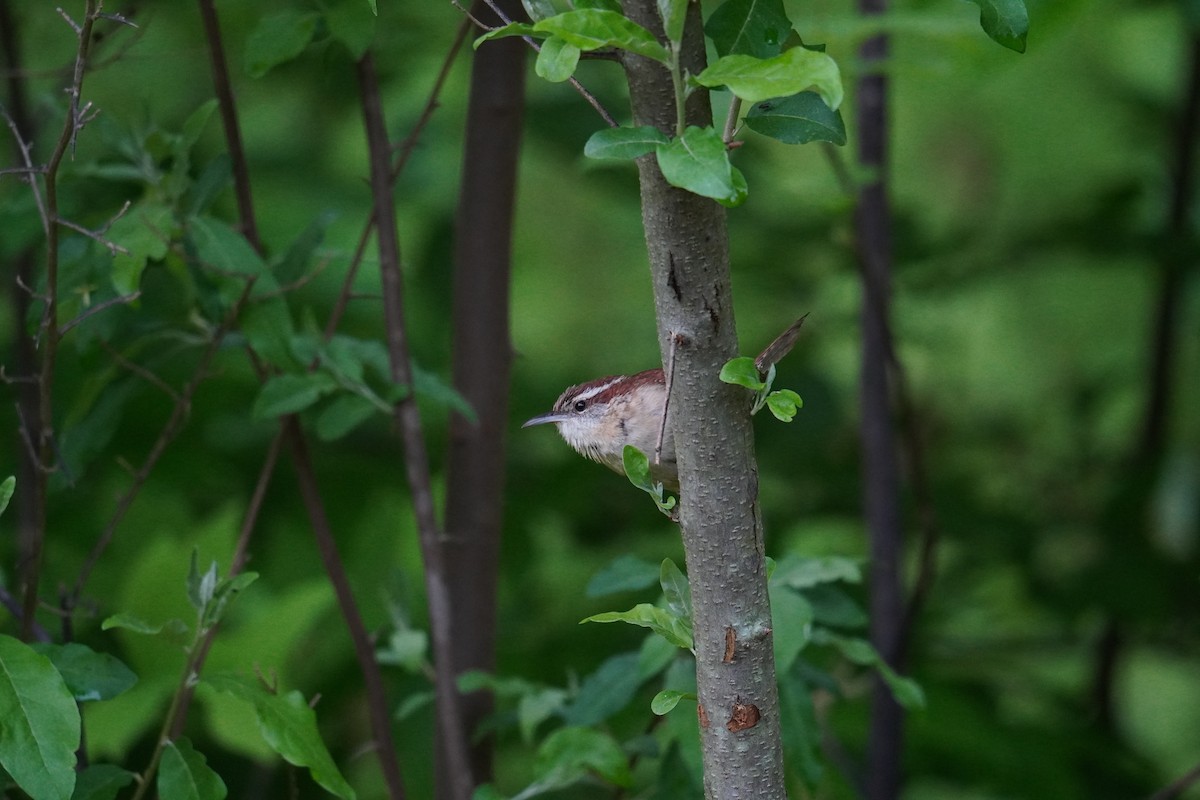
523 316 808 493
522 368 678 490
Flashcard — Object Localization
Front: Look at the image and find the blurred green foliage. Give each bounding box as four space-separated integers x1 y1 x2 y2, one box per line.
1 0 1198 797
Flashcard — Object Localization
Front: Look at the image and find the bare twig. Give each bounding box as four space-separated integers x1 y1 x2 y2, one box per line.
168 428 284 739
194 4 410 796
196 0 260 251
754 313 808 376
722 94 742 145
0 586 51 642
455 0 619 127
0 104 49 233
358 51 471 800
52 198 132 253
60 291 140 335
1147 760 1200 800
98 339 182 403
656 332 679 467
23 0 103 641
68 277 256 606
325 21 469 341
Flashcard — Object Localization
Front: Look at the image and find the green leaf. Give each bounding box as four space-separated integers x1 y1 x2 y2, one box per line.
108 202 174 295
457 670 537 699
694 46 843 110
535 727 632 788
657 0 688 44
375 628 428 672
805 585 868 628
178 99 218 154
535 37 581 82
473 21 538 49
325 0 377 59
965 0 1028 53
366 0 377 13
659 559 691 621
704 0 791 58
240 300 298 371
0 476 13 516
517 688 568 742
810 630 925 708
244 10 320 78
27 643 137 703
100 612 190 640
745 91 846 145
411 363 475 420
770 554 861 589
650 689 693 715
766 389 803 421
586 554 661 597
582 603 692 650
70 764 135 800
158 738 227 800
0 635 80 800
636 630 679 680
188 216 266 276
878 662 927 709
200 572 259 630
534 10 669 63
252 373 339 420
655 126 741 204
562 652 642 726
393 690 434 722
622 445 654 491
187 550 218 612
204 675 356 799
584 125 669 160
315 394 378 441
768 585 814 673
576 0 622 10
719 356 766 391
271 213 331 286
521 0 558 21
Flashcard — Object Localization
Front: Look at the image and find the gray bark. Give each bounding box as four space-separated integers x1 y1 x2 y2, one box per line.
621 2 786 796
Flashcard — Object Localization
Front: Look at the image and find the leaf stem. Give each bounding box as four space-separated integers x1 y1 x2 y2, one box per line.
130 626 206 800
670 45 686 138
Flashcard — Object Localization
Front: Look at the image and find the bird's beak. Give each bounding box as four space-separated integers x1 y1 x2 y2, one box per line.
522 411 568 428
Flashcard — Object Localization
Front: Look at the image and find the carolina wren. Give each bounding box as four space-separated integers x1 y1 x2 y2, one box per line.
523 315 808 494
522 368 679 491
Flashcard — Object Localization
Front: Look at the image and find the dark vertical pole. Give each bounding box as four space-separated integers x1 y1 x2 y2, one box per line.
439 0 526 789
856 0 905 796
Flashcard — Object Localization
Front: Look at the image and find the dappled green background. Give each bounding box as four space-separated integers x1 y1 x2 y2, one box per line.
2 0 1198 797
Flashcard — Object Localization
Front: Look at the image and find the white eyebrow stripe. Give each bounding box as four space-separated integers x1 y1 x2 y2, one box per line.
572 377 625 403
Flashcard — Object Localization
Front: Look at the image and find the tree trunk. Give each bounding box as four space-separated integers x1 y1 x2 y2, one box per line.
855 2 906 797
439 0 526 790
621 2 786 796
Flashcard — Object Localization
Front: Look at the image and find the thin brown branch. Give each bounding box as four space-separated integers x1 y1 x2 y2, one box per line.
196 0 260 251
52 197 132 253
195 4 409 795
23 0 103 641
168 428 284 739
456 0 618 127
98 339 182 403
282 418 409 799
68 278 256 607
325 22 469 341
0 104 48 234
59 291 140 335
1147 760 1200 800
357 52 472 800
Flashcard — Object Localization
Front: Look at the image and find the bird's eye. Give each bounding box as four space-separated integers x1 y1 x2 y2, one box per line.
573 399 587 412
